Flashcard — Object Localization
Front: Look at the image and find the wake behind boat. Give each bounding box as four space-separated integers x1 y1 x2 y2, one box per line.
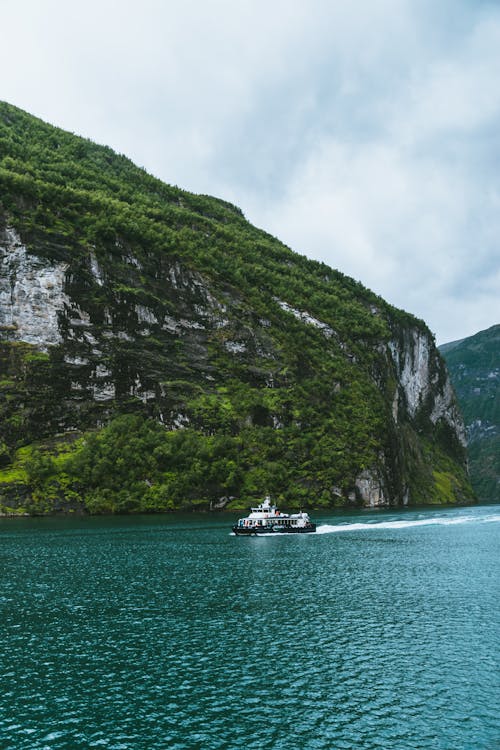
232 496 316 535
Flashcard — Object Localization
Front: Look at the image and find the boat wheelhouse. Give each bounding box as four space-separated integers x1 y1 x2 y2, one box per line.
232 496 316 535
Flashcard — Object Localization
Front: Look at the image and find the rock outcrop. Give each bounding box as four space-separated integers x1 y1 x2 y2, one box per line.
0 228 69 349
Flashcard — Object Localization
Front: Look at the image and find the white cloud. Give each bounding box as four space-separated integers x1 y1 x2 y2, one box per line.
241 3 500 343
0 0 499 343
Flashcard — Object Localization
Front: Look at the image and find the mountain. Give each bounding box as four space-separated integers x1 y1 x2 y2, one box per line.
440 325 499 503
439 338 466 355
0 102 473 514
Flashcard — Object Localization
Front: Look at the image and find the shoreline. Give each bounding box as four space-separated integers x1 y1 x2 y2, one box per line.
0 499 483 519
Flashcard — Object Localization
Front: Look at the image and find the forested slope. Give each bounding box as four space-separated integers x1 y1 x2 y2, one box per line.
441 325 499 502
0 102 473 513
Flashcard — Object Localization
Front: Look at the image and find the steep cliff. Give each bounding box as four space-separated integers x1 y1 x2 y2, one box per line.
440 325 499 502
0 102 473 513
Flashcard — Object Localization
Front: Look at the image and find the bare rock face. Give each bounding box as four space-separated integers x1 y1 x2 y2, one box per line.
389 328 466 446
430 377 466 445
389 330 431 418
0 228 69 350
355 469 387 507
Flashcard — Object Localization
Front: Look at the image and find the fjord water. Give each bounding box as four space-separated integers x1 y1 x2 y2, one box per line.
1 506 499 749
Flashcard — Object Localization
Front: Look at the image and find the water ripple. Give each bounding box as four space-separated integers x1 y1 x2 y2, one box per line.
0 505 499 748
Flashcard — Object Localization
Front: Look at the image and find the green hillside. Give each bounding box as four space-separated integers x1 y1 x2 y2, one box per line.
440 325 499 502
0 102 473 513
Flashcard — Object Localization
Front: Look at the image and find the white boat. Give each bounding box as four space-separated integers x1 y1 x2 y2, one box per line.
232 496 316 535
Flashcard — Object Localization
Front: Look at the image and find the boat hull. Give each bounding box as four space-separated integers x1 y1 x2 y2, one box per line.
232 524 316 535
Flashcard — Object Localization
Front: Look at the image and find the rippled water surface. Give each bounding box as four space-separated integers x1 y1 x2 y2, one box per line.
1 505 499 749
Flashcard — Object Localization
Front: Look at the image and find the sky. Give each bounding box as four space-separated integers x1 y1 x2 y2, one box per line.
1 0 499 344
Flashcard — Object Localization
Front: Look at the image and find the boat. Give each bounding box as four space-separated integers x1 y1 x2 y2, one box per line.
232 496 316 535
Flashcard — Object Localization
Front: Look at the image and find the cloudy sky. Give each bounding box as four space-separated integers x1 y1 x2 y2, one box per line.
2 0 499 343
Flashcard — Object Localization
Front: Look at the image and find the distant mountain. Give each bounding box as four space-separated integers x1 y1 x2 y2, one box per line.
439 337 466 355
440 325 500 502
0 101 473 514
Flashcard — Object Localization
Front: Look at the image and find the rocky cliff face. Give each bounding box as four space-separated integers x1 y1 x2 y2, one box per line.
350 327 468 508
0 101 473 512
389 329 463 433
0 227 68 348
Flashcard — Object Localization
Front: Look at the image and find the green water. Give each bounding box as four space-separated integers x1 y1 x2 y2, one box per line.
1 506 499 749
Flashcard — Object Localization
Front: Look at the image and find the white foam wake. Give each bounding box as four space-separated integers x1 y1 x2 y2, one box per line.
315 513 500 534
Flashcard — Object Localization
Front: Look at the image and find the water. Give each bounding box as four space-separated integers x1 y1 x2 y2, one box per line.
0 505 499 749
